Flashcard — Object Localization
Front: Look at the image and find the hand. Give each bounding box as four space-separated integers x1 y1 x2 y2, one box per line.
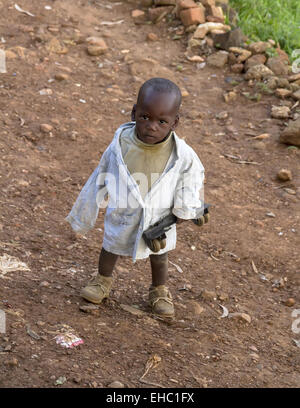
194 213 210 227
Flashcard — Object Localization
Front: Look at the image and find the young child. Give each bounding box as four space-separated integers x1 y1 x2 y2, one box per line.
66 77 207 318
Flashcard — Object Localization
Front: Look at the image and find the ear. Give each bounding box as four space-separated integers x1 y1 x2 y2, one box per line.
171 114 179 130
131 104 137 121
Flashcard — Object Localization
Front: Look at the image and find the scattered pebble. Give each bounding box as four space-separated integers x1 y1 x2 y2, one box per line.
40 124 53 133
147 33 158 42
5 358 18 367
39 88 53 96
54 73 69 81
108 381 125 388
277 169 292 181
73 375 82 384
201 289 216 301
284 298 295 307
271 106 290 119
40 281 50 287
229 312 251 324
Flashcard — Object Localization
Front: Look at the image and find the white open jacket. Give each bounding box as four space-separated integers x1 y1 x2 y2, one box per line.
66 122 205 261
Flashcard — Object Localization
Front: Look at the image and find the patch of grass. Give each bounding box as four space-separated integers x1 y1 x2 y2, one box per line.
229 0 300 57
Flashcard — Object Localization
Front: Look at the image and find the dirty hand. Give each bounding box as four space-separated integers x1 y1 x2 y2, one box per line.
194 213 210 227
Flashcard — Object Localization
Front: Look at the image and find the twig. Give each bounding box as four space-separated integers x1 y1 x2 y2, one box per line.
210 253 220 261
251 260 258 274
139 378 164 388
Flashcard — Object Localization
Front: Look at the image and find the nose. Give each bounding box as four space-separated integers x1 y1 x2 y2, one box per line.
146 120 158 132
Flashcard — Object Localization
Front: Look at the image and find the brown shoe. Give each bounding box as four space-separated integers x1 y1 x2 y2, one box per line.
149 285 175 317
81 274 113 304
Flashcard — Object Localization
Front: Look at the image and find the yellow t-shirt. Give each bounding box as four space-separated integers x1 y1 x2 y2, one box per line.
120 126 175 199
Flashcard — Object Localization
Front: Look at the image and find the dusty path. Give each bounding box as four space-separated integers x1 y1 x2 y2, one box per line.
0 0 299 388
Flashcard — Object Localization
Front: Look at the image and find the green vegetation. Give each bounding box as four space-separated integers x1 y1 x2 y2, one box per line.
229 0 300 57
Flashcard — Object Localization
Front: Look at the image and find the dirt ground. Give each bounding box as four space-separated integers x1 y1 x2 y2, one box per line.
0 0 299 388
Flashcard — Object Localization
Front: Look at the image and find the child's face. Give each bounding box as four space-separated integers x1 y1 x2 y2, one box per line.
132 90 179 144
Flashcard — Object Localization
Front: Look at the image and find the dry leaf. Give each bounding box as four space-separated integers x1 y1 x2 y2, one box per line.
219 304 229 318
251 260 258 274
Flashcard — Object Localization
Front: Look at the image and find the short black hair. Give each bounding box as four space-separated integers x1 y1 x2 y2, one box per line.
137 78 182 111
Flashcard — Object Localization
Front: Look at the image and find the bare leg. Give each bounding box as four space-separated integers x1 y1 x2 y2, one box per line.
98 247 119 277
149 252 168 286
149 252 174 317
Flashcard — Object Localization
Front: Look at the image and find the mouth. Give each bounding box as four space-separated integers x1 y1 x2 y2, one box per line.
143 134 156 139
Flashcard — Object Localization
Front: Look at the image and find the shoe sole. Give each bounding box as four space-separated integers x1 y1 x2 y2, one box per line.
81 292 108 304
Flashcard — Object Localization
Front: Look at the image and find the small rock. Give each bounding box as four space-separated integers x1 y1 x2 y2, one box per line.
180 5 205 26
276 78 290 88
5 50 17 59
249 345 258 352
252 141 266 150
40 124 53 133
277 169 292 181
292 89 300 101
47 38 68 54
181 88 189 97
206 50 228 68
271 106 290 119
244 54 267 71
55 376 67 386
79 304 100 315
211 27 245 51
186 55 205 63
250 353 260 360
39 88 53 96
193 22 228 39
147 33 158 42
229 312 251 324
215 111 228 120
148 6 174 23
108 381 125 388
228 52 238 65
86 37 105 47
245 64 274 81
40 280 50 287
284 298 295 307
131 9 146 24
87 39 108 56
275 88 292 99
290 83 300 92
5 358 18 367
154 0 176 5
288 73 300 82
279 117 300 146
247 41 272 54
54 73 69 81
120 304 146 316
224 91 237 103
73 375 82 384
284 188 296 195
186 300 204 315
229 47 251 63
218 293 229 301
201 289 216 301
230 63 244 74
267 57 289 76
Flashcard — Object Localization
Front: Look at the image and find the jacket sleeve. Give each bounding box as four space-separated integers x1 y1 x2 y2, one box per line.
65 146 111 234
172 151 205 220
